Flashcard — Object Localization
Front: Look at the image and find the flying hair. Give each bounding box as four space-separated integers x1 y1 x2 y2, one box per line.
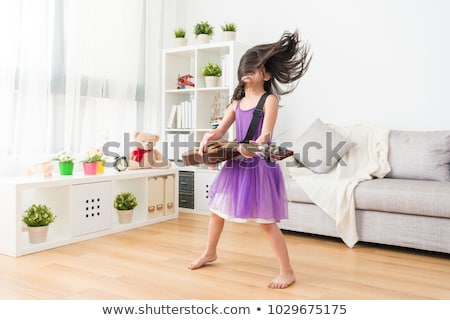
231 30 312 101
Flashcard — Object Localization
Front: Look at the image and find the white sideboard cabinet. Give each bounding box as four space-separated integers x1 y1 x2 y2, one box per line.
0 167 178 257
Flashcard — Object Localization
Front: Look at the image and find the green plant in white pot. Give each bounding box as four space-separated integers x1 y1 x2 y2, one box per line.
114 192 138 224
202 62 222 88
221 22 237 41
22 204 57 243
193 21 214 43
174 28 187 47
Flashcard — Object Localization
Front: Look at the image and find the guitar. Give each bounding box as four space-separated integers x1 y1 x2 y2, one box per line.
182 141 293 166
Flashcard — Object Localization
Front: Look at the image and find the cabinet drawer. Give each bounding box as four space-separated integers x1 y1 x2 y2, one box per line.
179 171 194 192
179 192 194 209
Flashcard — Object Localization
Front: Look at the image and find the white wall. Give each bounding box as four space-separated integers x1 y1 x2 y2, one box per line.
161 0 450 144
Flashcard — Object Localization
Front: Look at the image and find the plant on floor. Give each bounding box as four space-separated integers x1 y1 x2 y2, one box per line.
114 192 138 211
22 204 57 227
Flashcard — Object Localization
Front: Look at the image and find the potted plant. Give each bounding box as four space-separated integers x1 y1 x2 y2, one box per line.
174 28 187 47
201 62 222 88
114 192 138 224
22 204 57 243
81 149 104 175
193 21 214 43
221 22 237 41
52 151 75 176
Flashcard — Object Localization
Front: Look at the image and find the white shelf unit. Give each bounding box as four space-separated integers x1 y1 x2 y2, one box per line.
162 41 248 163
162 42 246 215
0 168 178 257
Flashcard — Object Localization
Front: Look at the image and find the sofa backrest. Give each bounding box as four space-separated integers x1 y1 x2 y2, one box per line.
386 130 450 181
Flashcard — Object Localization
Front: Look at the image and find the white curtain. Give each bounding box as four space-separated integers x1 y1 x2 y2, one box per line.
0 0 155 174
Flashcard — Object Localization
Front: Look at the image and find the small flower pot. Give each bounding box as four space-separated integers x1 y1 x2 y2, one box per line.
175 37 187 47
83 162 97 175
117 209 134 224
59 162 74 176
222 31 236 41
197 34 211 44
27 225 49 243
96 161 105 174
205 76 219 88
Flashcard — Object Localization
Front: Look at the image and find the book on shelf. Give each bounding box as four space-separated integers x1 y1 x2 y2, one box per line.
169 100 193 129
167 104 177 129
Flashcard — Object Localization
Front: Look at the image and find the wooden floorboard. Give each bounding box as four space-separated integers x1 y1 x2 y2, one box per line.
0 213 449 300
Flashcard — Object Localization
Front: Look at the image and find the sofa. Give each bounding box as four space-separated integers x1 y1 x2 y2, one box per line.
278 124 450 255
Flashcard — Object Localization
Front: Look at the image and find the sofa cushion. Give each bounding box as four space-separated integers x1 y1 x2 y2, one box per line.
386 130 450 181
293 118 356 173
354 178 450 219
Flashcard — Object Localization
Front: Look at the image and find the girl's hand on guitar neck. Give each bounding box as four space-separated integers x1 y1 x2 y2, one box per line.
238 140 259 158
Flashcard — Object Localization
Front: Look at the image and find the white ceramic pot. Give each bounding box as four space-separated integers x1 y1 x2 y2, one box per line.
27 225 49 243
197 34 211 44
204 76 219 88
175 37 187 47
117 209 133 224
222 31 236 41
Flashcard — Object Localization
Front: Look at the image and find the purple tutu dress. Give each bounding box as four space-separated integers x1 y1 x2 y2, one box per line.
208 99 288 223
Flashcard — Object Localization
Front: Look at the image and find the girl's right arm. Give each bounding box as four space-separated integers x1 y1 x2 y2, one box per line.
198 101 237 155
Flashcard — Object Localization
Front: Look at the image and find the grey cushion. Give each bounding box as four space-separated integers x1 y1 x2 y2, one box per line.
386 130 450 181
293 118 356 173
354 178 450 218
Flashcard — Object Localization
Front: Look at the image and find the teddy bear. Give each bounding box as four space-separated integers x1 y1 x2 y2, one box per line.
27 161 53 178
128 131 171 169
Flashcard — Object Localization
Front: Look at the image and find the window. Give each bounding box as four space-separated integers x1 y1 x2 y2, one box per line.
0 0 147 159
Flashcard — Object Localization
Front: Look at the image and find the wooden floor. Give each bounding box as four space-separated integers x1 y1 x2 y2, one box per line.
0 213 449 300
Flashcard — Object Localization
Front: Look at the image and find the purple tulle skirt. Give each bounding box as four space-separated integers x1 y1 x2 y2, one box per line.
209 155 288 223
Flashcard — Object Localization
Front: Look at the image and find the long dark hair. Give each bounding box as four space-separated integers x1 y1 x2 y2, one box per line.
231 30 312 101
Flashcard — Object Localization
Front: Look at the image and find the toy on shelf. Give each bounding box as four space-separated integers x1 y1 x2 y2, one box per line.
128 131 171 169
177 74 195 89
26 161 53 179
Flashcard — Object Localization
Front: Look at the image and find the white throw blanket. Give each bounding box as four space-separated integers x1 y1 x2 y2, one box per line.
285 124 391 247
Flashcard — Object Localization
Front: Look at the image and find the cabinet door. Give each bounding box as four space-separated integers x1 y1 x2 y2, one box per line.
194 171 218 213
148 177 165 218
71 181 112 236
164 175 175 216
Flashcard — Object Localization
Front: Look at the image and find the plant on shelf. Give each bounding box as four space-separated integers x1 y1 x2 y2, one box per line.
81 149 104 163
202 62 222 88
52 150 76 175
221 22 237 32
114 192 138 224
52 151 75 163
174 28 186 38
174 27 187 47
201 62 222 77
221 22 237 41
81 149 104 175
193 21 214 43
22 204 57 243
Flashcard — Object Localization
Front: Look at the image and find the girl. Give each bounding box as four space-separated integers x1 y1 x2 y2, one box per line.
188 30 311 289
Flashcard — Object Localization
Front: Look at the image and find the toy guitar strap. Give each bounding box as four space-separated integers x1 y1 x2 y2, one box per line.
241 92 270 144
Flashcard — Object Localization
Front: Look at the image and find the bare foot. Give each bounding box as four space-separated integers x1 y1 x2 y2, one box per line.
267 272 296 289
188 253 217 270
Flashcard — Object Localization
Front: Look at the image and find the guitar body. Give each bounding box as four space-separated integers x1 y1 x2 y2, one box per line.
182 141 293 166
